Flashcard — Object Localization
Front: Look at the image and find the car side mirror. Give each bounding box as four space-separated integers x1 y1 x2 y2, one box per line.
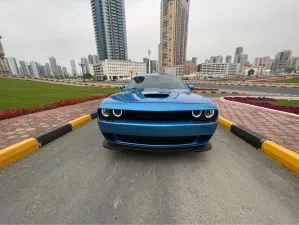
188 85 195 90
120 85 125 91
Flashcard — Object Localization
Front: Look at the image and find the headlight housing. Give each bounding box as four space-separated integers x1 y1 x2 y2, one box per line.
192 110 202 118
101 109 111 117
204 110 215 119
113 109 122 118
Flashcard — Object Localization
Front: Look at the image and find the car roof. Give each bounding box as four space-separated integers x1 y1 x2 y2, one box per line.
134 74 178 78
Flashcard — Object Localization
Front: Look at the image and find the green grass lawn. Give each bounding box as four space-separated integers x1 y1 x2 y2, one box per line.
0 78 119 110
272 77 299 83
248 99 299 107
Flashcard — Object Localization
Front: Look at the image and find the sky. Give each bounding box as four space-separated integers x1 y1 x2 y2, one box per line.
1 0 299 72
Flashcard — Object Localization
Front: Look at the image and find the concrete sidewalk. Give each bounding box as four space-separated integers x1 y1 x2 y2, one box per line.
1 98 298 154
213 99 299 154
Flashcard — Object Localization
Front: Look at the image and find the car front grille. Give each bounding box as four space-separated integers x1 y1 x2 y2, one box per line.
116 135 198 145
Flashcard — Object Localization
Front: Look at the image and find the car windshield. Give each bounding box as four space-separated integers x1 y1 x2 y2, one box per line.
127 76 187 89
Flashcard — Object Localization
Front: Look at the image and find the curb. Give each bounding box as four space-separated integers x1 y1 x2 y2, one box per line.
218 116 299 175
1 112 298 175
0 112 98 168
196 90 245 94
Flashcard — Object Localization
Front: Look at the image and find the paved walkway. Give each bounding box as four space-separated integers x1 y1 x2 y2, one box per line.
1 98 298 154
214 99 299 154
0 99 102 149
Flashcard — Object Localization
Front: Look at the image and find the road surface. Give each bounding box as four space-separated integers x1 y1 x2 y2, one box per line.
0 121 298 224
195 83 299 96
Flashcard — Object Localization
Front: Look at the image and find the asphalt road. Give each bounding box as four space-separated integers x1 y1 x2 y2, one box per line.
194 83 299 95
0 121 298 224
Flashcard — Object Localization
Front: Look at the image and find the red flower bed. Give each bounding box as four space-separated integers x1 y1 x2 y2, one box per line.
224 97 299 115
0 94 111 121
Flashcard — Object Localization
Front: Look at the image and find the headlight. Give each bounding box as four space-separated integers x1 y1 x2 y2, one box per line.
204 110 215 118
113 109 122 118
192 110 202 118
101 109 111 117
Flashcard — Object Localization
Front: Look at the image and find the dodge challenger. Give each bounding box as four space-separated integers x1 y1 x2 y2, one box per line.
98 74 218 152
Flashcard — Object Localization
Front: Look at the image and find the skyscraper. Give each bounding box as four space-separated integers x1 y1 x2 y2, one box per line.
49 57 58 75
143 58 150 73
273 50 292 72
81 58 90 74
19 61 30 75
239 54 248 72
45 63 53 76
253 58 262 67
0 36 8 75
29 61 39 77
8 57 20 75
234 47 243 63
159 0 190 71
57 65 63 76
4 57 11 74
216 55 223 63
92 55 99 65
91 0 128 61
192 57 197 71
225 55 232 63
70 60 77 76
210 56 216 63
62 67 68 76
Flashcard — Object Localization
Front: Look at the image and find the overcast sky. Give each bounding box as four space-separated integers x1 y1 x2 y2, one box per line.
1 0 299 71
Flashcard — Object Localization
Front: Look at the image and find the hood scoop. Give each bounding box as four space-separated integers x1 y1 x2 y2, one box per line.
143 93 169 99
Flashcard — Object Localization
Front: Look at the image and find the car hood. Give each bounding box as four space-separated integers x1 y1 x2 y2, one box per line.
104 89 210 104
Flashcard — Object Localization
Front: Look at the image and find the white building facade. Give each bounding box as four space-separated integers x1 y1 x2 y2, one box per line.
200 63 238 77
162 65 184 76
94 60 146 81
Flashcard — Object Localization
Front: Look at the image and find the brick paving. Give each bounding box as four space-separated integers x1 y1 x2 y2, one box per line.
0 99 102 149
213 99 299 154
1 97 298 154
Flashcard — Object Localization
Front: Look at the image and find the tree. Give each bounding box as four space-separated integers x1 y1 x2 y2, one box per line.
83 73 92 80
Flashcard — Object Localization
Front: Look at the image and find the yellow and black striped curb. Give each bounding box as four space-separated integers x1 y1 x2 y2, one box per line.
1 113 298 175
218 116 299 175
0 112 97 168
195 90 245 94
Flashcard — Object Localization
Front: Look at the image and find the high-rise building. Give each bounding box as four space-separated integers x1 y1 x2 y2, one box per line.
225 55 232 63
70 60 77 76
150 60 158 73
253 58 262 67
4 57 11 74
239 54 248 72
81 58 90 74
40 65 48 76
234 47 243 63
45 63 53 76
0 36 8 75
192 57 197 71
91 0 128 61
210 56 216 63
92 55 99 65
8 57 20 75
273 50 292 73
159 0 190 71
261 56 272 69
216 55 223 63
62 67 68 76
29 61 39 77
291 57 299 70
49 57 58 75
204 59 210 64
19 61 30 75
143 58 150 73
88 54 93 64
57 65 63 76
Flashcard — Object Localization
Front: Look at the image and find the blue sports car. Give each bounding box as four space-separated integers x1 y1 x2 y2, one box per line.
98 74 218 152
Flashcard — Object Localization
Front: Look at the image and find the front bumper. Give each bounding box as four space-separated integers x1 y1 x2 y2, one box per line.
98 119 217 149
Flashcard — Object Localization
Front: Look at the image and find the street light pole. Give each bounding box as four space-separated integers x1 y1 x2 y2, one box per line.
79 62 85 82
